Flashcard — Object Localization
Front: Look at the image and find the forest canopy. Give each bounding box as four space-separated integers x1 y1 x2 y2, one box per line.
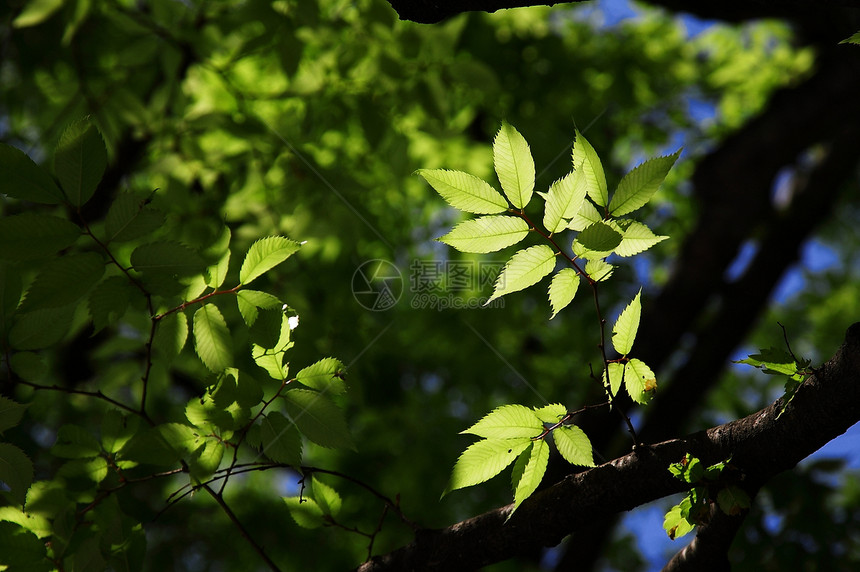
1 0 859 571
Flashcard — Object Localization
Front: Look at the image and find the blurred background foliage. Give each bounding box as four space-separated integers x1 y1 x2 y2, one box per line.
1 0 858 570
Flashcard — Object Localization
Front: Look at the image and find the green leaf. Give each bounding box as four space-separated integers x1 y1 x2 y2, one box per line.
438 215 529 253
12 0 64 28
54 119 107 207
8 305 76 350
0 507 51 539
131 241 205 276
443 438 531 496
58 456 109 483
839 31 860 45
734 347 798 376
237 289 283 326
573 221 623 260
20 253 104 313
252 345 289 380
239 236 301 285
416 169 508 214
52 425 101 458
548 268 580 319
461 405 543 439
189 438 224 480
663 503 696 540
511 439 548 514
9 352 48 382
185 397 234 433
608 149 681 216
510 445 530 492
612 289 642 355
717 485 751 516
0 214 80 261
283 388 354 450
553 425 595 467
152 311 188 364
104 192 165 243
89 276 133 333
311 477 342 517
572 130 608 208
0 522 47 569
0 144 64 204
259 412 302 466
0 265 23 325
532 403 566 424
543 171 588 233
193 304 233 372
0 443 34 505
487 245 556 304
585 259 614 282
101 411 139 455
625 358 657 404
0 396 27 434
493 122 535 209
296 358 347 395
284 496 324 529
567 198 602 232
614 220 669 257
603 362 625 398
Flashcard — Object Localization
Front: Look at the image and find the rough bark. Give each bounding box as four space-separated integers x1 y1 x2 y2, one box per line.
356 323 860 571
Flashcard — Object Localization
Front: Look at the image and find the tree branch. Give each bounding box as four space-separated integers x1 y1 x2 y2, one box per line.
356 322 860 571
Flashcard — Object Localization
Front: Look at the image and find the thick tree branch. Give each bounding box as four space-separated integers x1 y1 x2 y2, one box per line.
356 323 860 571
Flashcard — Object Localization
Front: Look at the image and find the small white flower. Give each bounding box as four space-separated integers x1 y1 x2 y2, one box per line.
288 315 300 330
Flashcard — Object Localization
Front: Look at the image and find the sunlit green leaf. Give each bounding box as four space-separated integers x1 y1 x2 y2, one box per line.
284 496 324 529
311 477 342 517
296 358 347 395
487 245 556 303
283 389 354 450
0 144 64 204
664 504 696 540
101 411 139 455
572 130 607 208
548 268 580 319
612 289 642 356
239 236 301 285
625 358 657 404
840 31 860 44
603 362 625 398
493 122 535 209
416 169 508 214
461 405 543 439
443 438 531 496
511 439 548 515
585 259 614 282
532 403 566 424
734 347 798 376
12 0 64 28
553 425 595 467
0 214 80 261
543 171 588 233
567 198 602 232
438 215 529 253
608 149 680 216
614 220 669 257
54 118 107 207
193 304 233 372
